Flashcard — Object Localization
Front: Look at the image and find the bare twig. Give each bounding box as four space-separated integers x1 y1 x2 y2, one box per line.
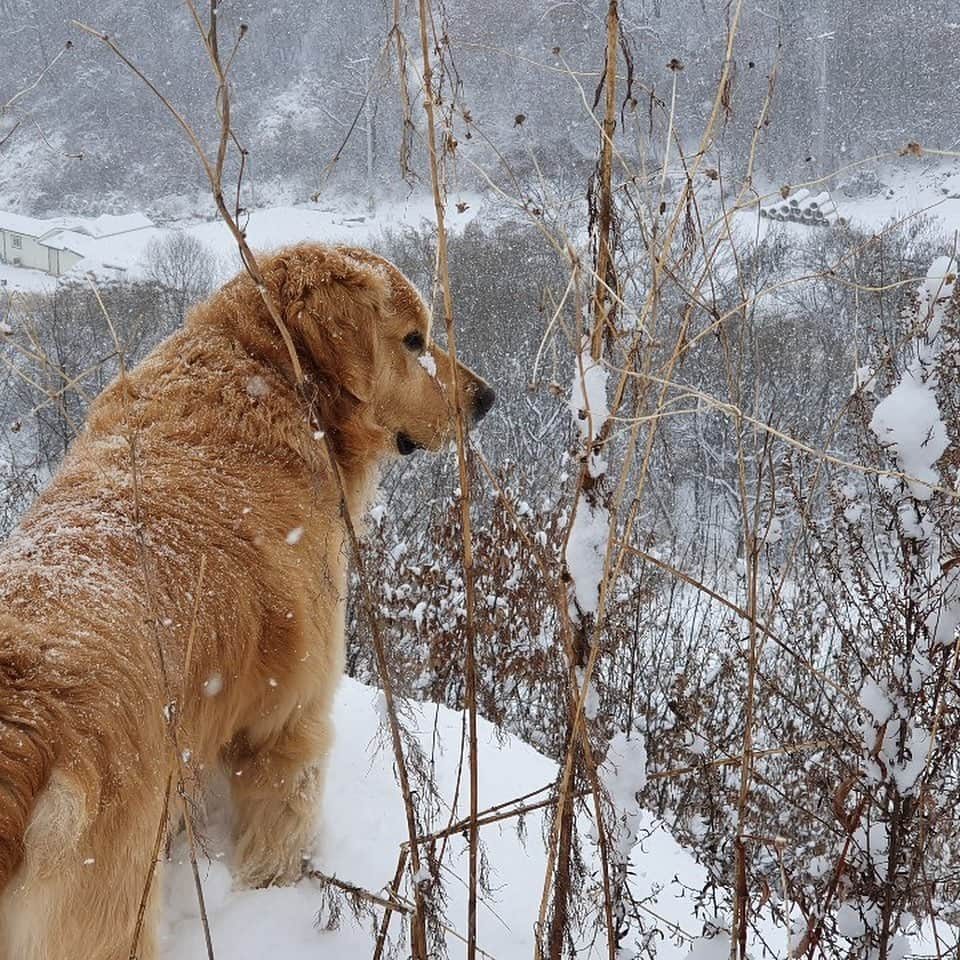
416 3 481 956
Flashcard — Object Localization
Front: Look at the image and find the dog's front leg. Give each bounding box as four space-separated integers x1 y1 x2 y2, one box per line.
227 695 332 888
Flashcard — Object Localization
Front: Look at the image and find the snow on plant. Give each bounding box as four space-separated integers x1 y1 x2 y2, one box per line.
870 256 955 502
868 256 960 650
866 256 958 661
569 335 610 475
598 733 648 852
597 730 649 957
835 255 960 954
566 336 611 621
566 498 610 619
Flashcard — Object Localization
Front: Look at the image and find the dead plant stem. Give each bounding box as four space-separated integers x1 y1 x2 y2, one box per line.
416 2 481 956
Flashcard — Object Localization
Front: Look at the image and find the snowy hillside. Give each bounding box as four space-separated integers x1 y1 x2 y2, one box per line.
161 677 707 959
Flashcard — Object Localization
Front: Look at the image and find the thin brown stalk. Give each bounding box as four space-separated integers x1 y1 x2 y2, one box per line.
390 0 415 182
616 541 857 704
180 554 208 707
179 779 216 958
416 734 840 854
1 42 72 115
319 431 430 960
305 868 413 915
129 553 206 959
415 2 481 956
89 278 216 958
544 5 622 958
0 120 20 150
373 848 409 960
129 774 172 959
73 14 303 385
615 369 960 502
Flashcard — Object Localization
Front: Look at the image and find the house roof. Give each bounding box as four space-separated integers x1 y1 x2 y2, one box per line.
65 213 154 239
39 229 99 255
0 209 155 268
0 210 70 236
0 210 153 245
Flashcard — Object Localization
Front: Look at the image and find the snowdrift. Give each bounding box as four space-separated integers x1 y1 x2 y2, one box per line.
161 676 704 958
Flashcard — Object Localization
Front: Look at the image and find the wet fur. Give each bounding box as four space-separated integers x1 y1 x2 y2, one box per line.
0 244 489 959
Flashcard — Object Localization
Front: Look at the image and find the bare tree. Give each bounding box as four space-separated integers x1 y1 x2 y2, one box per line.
141 231 220 327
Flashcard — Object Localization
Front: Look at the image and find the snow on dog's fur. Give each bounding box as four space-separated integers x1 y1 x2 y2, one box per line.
0 243 493 960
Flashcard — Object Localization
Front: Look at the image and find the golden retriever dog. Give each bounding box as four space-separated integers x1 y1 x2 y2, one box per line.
0 242 494 959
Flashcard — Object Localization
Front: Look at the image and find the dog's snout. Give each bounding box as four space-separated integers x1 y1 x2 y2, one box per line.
472 383 496 422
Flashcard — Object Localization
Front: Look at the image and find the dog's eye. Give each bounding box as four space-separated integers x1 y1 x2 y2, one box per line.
403 332 425 353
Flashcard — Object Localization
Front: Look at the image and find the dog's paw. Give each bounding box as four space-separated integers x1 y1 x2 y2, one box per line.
234 850 311 889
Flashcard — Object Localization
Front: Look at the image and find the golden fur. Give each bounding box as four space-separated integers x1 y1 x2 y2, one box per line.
0 243 492 959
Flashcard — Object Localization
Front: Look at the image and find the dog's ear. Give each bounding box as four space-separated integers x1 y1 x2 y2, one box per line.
265 246 388 404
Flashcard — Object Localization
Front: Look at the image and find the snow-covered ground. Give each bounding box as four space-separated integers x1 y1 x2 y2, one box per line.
161 676 709 959
0 193 480 292
3 158 960 296
746 159 960 241
0 259 56 292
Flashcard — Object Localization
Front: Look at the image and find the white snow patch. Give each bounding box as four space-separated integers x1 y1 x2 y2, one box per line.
160 676 709 959
852 365 876 395
684 934 731 960
569 338 610 447
245 375 271 398
870 375 946 500
600 732 647 821
859 678 894 728
565 499 609 618
835 902 867 937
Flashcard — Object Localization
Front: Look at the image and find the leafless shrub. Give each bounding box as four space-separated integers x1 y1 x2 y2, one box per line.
141 231 220 326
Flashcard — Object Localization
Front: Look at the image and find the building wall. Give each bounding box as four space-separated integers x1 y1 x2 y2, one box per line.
0 228 51 272
0 229 83 275
61 250 82 274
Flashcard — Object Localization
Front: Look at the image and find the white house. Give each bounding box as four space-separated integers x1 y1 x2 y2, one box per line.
0 211 153 277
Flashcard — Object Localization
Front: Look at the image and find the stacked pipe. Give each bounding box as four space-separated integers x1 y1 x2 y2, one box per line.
759 189 847 227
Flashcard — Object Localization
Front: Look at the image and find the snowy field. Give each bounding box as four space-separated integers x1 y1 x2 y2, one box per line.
4 159 960 296
161 677 711 959
0 193 480 293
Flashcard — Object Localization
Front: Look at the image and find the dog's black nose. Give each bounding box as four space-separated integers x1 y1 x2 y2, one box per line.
472 384 495 422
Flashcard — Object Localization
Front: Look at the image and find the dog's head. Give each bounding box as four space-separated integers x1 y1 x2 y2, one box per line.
237 243 494 464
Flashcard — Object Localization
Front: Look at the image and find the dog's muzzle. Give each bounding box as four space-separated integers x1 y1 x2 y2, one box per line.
472 384 496 423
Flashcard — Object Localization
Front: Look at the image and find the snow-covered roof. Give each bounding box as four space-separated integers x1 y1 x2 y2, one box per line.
63 213 154 239
39 229 100 256
0 210 69 237
0 209 153 244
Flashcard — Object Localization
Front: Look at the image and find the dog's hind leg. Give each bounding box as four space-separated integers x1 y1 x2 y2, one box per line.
228 694 333 887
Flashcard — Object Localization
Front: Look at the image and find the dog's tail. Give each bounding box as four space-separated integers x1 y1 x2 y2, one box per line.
0 614 64 893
